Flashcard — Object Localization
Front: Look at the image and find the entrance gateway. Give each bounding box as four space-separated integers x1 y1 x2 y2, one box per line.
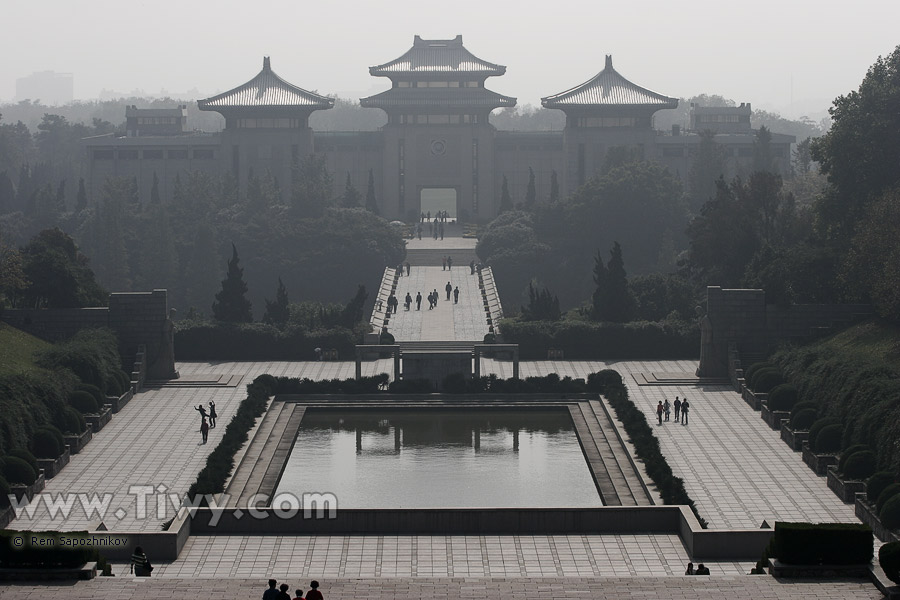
420 188 457 219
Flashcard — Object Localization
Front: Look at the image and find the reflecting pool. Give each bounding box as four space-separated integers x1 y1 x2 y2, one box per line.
274 408 602 508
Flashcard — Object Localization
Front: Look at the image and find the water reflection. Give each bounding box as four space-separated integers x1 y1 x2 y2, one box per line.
274 409 602 508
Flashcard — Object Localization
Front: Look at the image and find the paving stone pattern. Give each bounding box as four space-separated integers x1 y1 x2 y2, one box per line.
388 266 486 342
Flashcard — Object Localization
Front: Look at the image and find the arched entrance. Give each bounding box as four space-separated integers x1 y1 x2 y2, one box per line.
419 188 457 220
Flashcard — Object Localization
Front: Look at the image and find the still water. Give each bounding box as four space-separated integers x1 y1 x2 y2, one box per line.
274 408 602 508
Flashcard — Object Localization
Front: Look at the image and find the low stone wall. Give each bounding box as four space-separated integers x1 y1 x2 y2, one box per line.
826 467 866 503
107 390 132 414
761 405 790 430
802 443 838 476
64 430 92 454
742 386 763 411
85 406 112 434
856 495 900 543
36 448 70 479
780 423 808 452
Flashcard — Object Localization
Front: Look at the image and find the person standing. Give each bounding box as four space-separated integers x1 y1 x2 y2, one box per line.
263 579 280 600
404 292 412 311
442 257 447 270
663 399 670 422
201 417 209 444
305 581 324 600
130 546 152 577
277 583 292 600
681 398 690 425
470 260 475 275
416 292 422 310
447 256 453 269
208 401 217 428
453 286 459 304
656 401 663 425
445 281 452 300
674 397 681 423
405 262 410 276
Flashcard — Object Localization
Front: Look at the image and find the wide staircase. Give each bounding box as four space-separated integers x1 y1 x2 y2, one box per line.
404 247 478 267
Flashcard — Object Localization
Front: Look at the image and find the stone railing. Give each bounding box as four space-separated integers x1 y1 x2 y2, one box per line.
478 266 503 335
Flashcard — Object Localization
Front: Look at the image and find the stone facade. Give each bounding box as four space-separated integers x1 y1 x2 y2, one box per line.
83 37 794 220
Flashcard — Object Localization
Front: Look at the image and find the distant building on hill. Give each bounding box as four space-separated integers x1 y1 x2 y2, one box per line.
82 36 794 219
16 70 74 105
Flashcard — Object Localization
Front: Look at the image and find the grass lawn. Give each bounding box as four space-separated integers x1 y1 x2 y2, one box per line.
0 322 51 376
823 319 900 371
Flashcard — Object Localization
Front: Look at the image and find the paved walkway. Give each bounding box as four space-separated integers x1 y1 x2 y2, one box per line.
481 359 860 529
0 576 881 599
388 266 486 341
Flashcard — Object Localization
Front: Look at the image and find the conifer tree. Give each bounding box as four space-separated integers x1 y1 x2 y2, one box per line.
549 170 559 203
592 242 633 322
75 177 88 212
365 168 379 214
212 243 252 322
525 167 536 208
499 174 512 214
342 172 361 208
150 171 160 205
262 277 290 326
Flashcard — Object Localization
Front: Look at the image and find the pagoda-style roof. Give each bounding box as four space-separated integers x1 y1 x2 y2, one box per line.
369 35 505 77
542 56 677 110
360 87 516 109
198 57 334 111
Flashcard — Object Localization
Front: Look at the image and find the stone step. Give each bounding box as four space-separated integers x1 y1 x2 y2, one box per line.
226 402 287 504
236 403 299 505
568 404 621 506
576 403 638 506
588 399 652 505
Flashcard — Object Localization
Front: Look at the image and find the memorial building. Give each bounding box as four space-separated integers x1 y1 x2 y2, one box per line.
84 35 794 220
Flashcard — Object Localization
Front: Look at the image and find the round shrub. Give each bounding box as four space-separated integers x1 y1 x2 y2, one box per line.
877 483 900 513
31 428 62 459
843 451 877 481
753 369 785 394
881 494 900 530
880 542 900 584
0 476 9 507
790 400 817 417
105 374 123 397
8 448 38 474
0 456 37 485
114 369 130 391
749 366 779 390
40 426 66 454
839 444 872 472
76 382 105 405
69 390 99 414
809 418 841 450
744 361 774 384
58 406 86 434
813 423 843 453
587 369 623 392
767 384 798 411
868 472 896 503
790 409 817 431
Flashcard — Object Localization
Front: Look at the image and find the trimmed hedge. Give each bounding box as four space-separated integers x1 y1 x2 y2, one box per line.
0 372 69 454
0 530 100 568
744 361 774 385
843 451 876 481
880 542 900 585
56 406 86 434
588 369 707 528
809 418 840 451
790 400 818 418
36 328 122 395
175 321 361 361
790 409 817 431
882 494 900 530
773 521 873 565
1 455 37 485
75 383 104 406
752 368 784 394
867 472 895 503
767 384 798 412
877 483 900 513
31 428 61 459
68 390 99 414
838 444 871 472
814 423 843 453
8 448 38 475
498 318 699 360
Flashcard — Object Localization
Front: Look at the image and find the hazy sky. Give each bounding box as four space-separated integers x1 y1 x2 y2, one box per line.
2 0 898 119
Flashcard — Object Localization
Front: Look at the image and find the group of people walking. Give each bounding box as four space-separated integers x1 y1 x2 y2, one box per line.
263 579 324 600
656 396 690 425
194 401 217 444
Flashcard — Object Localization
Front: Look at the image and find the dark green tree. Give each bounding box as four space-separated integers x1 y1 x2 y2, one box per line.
592 242 633 322
212 243 253 322
549 170 559 203
525 167 536 208
291 153 333 217
262 277 290 326
521 281 560 321
752 126 773 174
150 171 160 205
365 168 379 214
498 174 512 214
342 173 361 208
792 137 813 175
75 177 88 212
811 45 900 244
687 130 727 214
339 284 368 328
18 228 106 308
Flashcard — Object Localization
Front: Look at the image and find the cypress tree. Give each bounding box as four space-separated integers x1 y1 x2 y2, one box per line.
549 170 559 203
499 175 512 214
150 172 161 205
75 177 88 212
365 169 379 214
525 167 536 208
212 243 253 322
342 172 361 208
262 277 290 326
592 242 633 322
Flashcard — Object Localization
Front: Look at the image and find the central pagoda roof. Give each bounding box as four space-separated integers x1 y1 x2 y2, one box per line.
542 56 677 110
370 35 506 77
360 87 515 109
198 57 334 111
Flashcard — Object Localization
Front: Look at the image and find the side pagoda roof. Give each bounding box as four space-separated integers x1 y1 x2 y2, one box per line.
541 56 677 110
198 57 334 110
369 35 506 77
